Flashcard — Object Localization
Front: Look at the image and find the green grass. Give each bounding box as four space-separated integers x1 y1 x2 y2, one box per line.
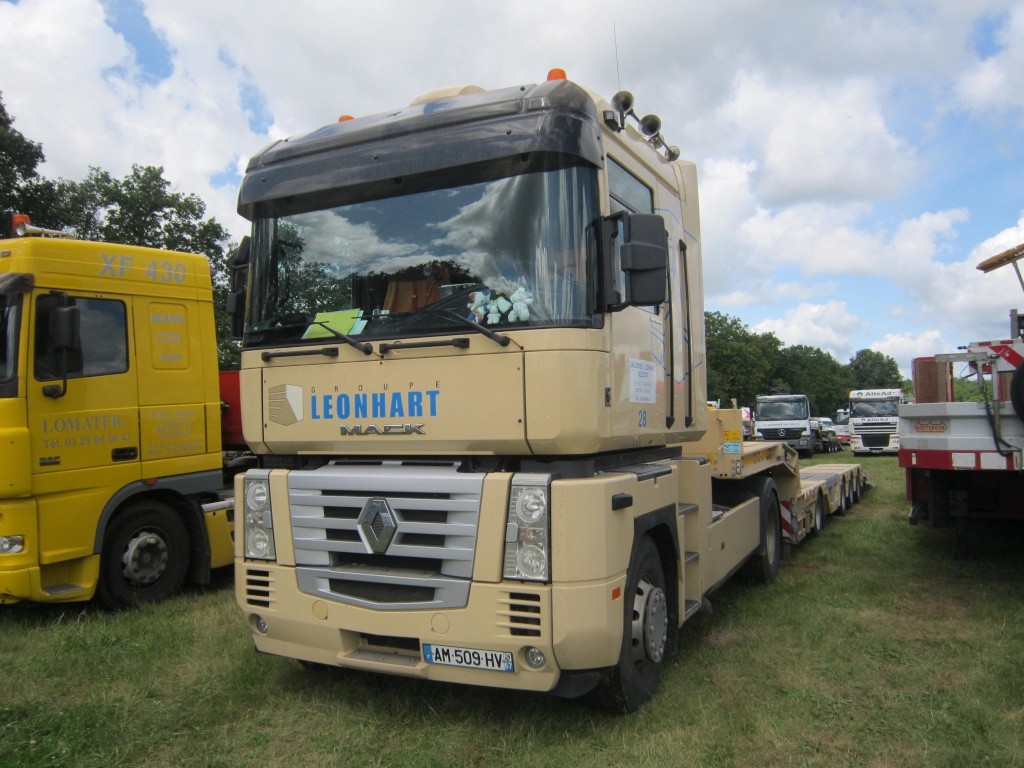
3 453 1023 768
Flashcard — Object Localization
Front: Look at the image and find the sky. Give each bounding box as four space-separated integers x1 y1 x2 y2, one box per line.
2 0 1023 380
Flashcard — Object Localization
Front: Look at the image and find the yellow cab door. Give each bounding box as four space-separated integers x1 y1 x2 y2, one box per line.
26 291 140 565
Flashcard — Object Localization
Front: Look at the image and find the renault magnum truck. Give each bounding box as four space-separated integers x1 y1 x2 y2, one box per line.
230 70 864 711
0 220 234 607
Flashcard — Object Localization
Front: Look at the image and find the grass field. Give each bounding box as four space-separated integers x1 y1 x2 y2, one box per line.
3 453 1023 768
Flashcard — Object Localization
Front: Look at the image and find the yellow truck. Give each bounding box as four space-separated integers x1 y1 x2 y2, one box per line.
0 222 234 608
230 70 865 710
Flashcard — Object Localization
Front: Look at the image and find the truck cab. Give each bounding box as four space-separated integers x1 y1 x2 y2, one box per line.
0 230 233 606
754 392 813 457
849 388 904 455
229 71 863 712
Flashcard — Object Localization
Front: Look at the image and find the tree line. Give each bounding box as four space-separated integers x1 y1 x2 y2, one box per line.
705 311 903 416
2 93 903 410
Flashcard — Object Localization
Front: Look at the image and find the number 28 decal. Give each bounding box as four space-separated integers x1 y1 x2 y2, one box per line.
638 409 648 428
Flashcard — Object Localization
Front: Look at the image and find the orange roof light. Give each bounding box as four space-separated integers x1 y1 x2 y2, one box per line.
338 114 354 122
12 213 30 236
547 68 567 81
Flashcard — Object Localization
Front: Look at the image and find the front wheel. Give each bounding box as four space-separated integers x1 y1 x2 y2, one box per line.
96 500 190 609
596 536 669 713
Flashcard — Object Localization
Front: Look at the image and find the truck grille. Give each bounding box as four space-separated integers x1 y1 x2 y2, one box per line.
855 424 896 448
289 463 485 611
759 427 805 441
861 432 892 448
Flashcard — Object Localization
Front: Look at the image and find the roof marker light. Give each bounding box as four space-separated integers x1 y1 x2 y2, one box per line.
12 213 30 236
547 68 567 81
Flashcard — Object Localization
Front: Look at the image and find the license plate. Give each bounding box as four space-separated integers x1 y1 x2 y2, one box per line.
422 643 514 672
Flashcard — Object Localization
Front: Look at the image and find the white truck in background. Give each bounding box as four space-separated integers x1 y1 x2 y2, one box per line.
849 388 904 455
834 408 851 445
754 392 813 457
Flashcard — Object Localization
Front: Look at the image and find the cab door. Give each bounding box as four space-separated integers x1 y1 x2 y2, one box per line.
27 292 140 563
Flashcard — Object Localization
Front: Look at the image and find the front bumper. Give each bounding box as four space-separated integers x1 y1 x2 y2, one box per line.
236 560 625 694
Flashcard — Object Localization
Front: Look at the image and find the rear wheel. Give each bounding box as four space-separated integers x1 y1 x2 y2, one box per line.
745 478 781 584
96 501 190 609
596 536 669 713
836 482 851 516
813 495 826 533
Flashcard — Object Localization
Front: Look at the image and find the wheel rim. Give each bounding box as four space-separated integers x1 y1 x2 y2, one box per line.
121 529 169 586
631 577 668 665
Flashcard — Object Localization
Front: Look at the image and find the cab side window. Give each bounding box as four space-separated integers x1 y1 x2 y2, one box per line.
607 158 659 312
608 158 654 215
35 296 128 381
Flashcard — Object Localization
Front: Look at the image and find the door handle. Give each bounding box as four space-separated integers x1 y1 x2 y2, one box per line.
111 447 138 461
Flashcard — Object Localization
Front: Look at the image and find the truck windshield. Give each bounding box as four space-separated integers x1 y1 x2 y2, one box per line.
244 164 600 347
0 293 20 395
756 399 809 420
851 400 899 417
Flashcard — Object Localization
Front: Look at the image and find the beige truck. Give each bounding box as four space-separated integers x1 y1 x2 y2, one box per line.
228 70 865 711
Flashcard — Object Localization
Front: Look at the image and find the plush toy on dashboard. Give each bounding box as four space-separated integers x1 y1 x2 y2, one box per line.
486 294 512 324
467 290 491 323
507 286 534 322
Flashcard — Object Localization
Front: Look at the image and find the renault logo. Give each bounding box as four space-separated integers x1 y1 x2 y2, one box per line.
357 497 398 554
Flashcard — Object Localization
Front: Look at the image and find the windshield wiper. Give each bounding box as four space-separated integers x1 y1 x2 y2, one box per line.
426 309 511 347
256 320 373 355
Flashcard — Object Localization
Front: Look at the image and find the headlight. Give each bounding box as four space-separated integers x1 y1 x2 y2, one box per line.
0 535 25 555
503 474 550 582
243 470 276 561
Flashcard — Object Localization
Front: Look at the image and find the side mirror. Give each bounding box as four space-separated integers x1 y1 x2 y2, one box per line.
43 303 81 399
602 212 668 311
226 236 250 340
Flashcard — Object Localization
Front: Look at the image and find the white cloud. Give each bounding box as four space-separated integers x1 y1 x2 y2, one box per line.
753 301 862 362
957 5 1024 115
1 0 1022 379
727 75 920 205
871 329 951 378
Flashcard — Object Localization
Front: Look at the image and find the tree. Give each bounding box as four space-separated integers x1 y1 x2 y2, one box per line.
705 311 783 407
773 344 852 416
0 93 45 220
848 349 902 389
18 165 239 367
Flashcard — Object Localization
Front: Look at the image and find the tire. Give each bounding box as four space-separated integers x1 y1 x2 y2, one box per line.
744 478 781 584
96 500 190 609
813 495 826 533
1012 365 1024 426
836 482 851 516
596 536 669 713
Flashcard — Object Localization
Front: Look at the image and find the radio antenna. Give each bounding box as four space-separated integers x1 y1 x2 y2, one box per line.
614 22 622 91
